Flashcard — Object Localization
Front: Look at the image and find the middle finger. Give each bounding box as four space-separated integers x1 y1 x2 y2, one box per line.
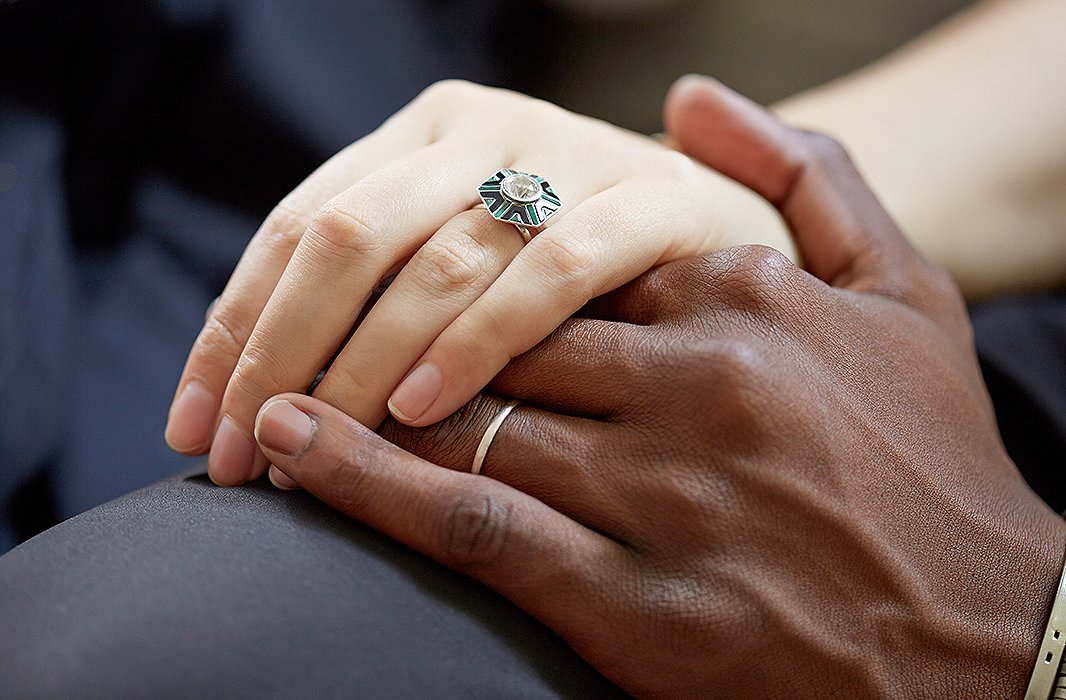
378 393 639 540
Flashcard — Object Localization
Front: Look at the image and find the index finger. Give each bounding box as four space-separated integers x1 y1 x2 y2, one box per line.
165 107 434 455
254 394 629 648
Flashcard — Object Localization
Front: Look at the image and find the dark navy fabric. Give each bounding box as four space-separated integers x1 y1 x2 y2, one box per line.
0 0 518 549
0 470 625 698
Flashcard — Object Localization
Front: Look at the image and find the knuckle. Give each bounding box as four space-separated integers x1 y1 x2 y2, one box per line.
873 253 953 309
707 337 766 384
311 426 394 519
921 260 964 305
625 256 718 315
693 336 764 383
910 259 970 326
306 203 384 259
524 95 567 122
327 437 385 514
438 490 513 568
717 245 798 312
533 232 596 286
652 148 701 181
313 366 371 410
196 311 246 360
796 129 852 170
416 79 479 107
230 343 289 402
640 472 716 529
257 199 310 253
415 227 492 295
650 336 770 417
705 341 781 435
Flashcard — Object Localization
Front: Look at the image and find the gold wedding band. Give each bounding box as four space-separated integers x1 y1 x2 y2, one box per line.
470 400 520 475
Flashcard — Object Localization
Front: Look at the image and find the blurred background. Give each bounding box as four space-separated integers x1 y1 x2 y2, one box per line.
539 0 971 131
0 0 976 552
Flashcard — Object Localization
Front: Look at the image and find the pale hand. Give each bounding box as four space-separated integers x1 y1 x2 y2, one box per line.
164 79 791 486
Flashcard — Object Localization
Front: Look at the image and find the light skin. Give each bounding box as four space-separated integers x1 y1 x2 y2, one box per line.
167 0 1066 489
760 0 1066 298
253 81 1066 698
163 80 790 487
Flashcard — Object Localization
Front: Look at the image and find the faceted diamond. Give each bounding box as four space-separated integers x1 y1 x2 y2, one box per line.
500 173 542 203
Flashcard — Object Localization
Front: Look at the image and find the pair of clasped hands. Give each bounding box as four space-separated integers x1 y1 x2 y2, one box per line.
165 77 1064 697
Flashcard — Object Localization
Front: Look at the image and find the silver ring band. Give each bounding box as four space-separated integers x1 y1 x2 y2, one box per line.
473 203 532 243
470 399 520 475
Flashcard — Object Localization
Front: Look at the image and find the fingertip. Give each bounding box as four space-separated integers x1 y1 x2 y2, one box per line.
164 381 218 455
387 395 458 429
268 464 302 490
667 73 719 100
386 397 417 425
387 362 443 426
663 74 723 132
255 398 315 458
248 448 271 482
207 415 256 486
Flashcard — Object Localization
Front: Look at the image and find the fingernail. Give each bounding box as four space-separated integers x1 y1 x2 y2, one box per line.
208 416 256 485
255 400 313 457
165 381 217 452
388 363 443 422
268 465 301 490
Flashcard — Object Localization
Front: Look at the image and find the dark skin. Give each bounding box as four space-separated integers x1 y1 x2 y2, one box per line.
252 80 1066 698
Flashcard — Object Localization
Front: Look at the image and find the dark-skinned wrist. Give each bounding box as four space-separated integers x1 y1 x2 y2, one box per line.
944 486 1065 698
999 501 1066 698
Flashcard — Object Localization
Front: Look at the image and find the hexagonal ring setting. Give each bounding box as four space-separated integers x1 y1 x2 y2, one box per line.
477 169 562 243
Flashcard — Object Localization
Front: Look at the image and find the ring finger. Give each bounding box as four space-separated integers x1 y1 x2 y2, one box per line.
313 162 611 430
376 393 640 540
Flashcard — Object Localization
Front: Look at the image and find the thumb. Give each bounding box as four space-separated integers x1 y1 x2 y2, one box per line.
663 74 921 293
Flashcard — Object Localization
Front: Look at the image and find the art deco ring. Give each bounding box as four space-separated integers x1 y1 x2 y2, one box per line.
477 169 562 243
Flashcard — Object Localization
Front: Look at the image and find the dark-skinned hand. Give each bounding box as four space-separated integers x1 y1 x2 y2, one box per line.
252 77 1066 698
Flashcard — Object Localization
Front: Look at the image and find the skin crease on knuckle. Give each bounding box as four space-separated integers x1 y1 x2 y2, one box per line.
313 417 395 518
438 488 514 570
530 231 598 294
229 342 300 409
704 250 824 338
195 312 247 367
413 227 491 297
305 203 386 263
414 79 481 110
258 199 312 253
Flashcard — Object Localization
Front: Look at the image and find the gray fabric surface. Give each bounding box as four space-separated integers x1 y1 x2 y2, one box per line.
0 470 622 699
